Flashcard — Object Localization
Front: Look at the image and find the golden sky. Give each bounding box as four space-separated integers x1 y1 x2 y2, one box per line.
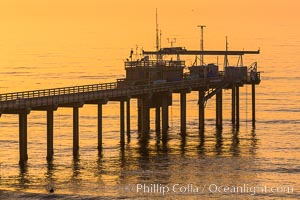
0 0 299 51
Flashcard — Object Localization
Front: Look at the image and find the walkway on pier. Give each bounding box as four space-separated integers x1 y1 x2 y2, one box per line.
0 79 220 112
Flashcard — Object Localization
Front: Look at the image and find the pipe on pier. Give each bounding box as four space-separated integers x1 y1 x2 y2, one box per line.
47 110 54 161
19 112 28 164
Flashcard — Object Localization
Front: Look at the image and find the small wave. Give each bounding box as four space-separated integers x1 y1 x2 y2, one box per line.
262 76 300 81
12 66 34 70
264 108 300 113
258 119 300 124
252 167 300 174
78 76 103 80
0 190 116 199
0 140 18 144
0 72 31 75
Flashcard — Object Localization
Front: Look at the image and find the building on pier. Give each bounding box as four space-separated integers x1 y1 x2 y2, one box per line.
124 47 185 86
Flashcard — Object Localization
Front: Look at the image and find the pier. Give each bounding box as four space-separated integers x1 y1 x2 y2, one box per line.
0 49 261 164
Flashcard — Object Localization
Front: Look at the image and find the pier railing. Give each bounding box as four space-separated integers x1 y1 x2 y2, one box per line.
0 82 118 102
125 60 185 68
0 78 226 111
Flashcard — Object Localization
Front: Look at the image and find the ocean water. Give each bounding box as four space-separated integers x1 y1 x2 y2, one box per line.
0 2 300 199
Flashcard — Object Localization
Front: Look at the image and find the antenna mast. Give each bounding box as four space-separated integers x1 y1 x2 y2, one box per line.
156 9 159 52
197 25 206 66
167 38 176 47
224 36 229 68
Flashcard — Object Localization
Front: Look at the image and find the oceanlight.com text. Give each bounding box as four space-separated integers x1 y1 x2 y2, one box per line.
125 183 294 196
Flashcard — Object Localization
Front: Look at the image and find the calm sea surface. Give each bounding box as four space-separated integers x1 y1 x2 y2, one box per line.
0 8 300 199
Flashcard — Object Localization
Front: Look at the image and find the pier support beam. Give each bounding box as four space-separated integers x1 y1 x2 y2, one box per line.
231 86 236 124
73 107 79 156
19 112 28 163
120 100 125 145
236 86 240 127
137 99 142 132
199 91 205 132
162 95 169 140
126 100 131 139
252 83 256 127
162 97 169 133
180 92 187 134
46 110 54 161
97 103 103 152
216 89 223 129
155 106 160 132
141 98 150 134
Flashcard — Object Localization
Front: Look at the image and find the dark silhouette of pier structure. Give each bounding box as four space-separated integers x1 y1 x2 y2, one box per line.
0 48 261 164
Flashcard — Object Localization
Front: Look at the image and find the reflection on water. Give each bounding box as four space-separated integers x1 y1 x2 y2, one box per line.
198 131 205 156
180 133 186 155
45 161 54 193
11 125 260 198
18 163 29 191
215 129 223 156
230 128 240 156
250 128 258 155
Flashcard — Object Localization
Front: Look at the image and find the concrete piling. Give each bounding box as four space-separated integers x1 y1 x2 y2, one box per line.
120 100 125 145
162 95 169 138
126 99 131 138
231 86 236 124
155 106 160 132
216 89 223 129
19 112 28 163
73 107 79 156
98 103 103 152
180 92 187 134
252 83 256 127
199 91 205 132
46 110 54 161
236 86 240 127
